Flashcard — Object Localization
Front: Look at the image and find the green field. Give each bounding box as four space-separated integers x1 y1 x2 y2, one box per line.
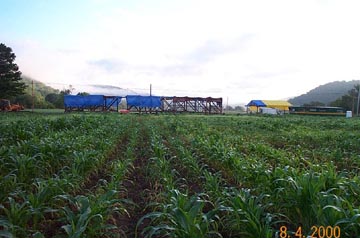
0 113 359 238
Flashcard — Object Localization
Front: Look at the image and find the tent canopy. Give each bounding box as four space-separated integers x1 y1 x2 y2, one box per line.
247 100 267 107
247 100 292 111
262 100 292 108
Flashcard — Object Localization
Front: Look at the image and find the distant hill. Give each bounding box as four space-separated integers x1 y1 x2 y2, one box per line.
77 84 139 96
289 80 360 106
21 76 140 96
22 75 60 97
17 76 142 108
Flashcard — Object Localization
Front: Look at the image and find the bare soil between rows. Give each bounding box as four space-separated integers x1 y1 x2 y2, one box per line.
116 155 153 238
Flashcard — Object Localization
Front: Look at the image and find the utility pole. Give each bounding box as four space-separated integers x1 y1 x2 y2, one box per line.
150 84 152 96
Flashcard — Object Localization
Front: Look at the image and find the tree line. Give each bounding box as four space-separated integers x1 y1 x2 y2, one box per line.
11 78 85 109
329 85 360 112
303 84 360 112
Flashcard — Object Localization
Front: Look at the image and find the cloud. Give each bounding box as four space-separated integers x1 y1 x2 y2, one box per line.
147 35 254 77
88 59 128 73
155 64 202 77
83 35 253 78
86 59 201 77
185 35 254 65
6 0 360 104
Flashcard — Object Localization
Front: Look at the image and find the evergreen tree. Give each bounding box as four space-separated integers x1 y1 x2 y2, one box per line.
0 43 26 98
45 93 60 105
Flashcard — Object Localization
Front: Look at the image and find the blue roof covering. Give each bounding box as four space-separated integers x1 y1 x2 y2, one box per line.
126 95 162 108
64 95 104 107
247 100 266 107
64 95 161 109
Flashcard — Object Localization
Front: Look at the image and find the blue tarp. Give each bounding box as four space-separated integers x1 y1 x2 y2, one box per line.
64 95 104 107
246 100 267 107
126 95 162 108
64 95 161 109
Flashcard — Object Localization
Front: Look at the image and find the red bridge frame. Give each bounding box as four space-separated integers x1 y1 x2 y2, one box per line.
161 96 222 114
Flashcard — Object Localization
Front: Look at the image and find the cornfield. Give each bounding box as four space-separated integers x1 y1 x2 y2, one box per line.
0 113 359 238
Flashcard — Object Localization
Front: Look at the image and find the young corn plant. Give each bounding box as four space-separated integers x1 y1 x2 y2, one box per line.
19 181 60 230
0 197 32 237
148 134 178 191
57 169 131 236
222 189 275 238
202 170 224 199
273 170 331 233
138 189 222 238
334 202 360 237
59 195 105 238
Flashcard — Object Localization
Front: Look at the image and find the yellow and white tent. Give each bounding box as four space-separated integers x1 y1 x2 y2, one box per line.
247 100 292 113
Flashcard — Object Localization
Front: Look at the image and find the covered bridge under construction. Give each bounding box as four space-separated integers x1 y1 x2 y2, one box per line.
64 95 223 114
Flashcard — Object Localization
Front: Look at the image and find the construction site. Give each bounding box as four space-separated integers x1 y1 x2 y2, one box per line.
64 95 223 114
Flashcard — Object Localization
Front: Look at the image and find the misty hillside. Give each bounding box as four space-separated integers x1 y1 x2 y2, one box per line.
289 80 360 106
21 76 140 97
22 76 60 97
81 84 139 96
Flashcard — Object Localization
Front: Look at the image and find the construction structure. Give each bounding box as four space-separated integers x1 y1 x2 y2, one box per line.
64 95 223 114
161 96 223 114
64 95 123 112
126 95 162 113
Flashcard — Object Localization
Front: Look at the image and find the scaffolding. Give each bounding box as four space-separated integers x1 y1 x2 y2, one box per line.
161 96 223 114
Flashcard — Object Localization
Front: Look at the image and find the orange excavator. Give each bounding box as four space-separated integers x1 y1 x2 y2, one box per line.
0 99 24 111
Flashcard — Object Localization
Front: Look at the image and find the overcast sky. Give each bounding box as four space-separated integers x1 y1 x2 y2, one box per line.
1 0 360 104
